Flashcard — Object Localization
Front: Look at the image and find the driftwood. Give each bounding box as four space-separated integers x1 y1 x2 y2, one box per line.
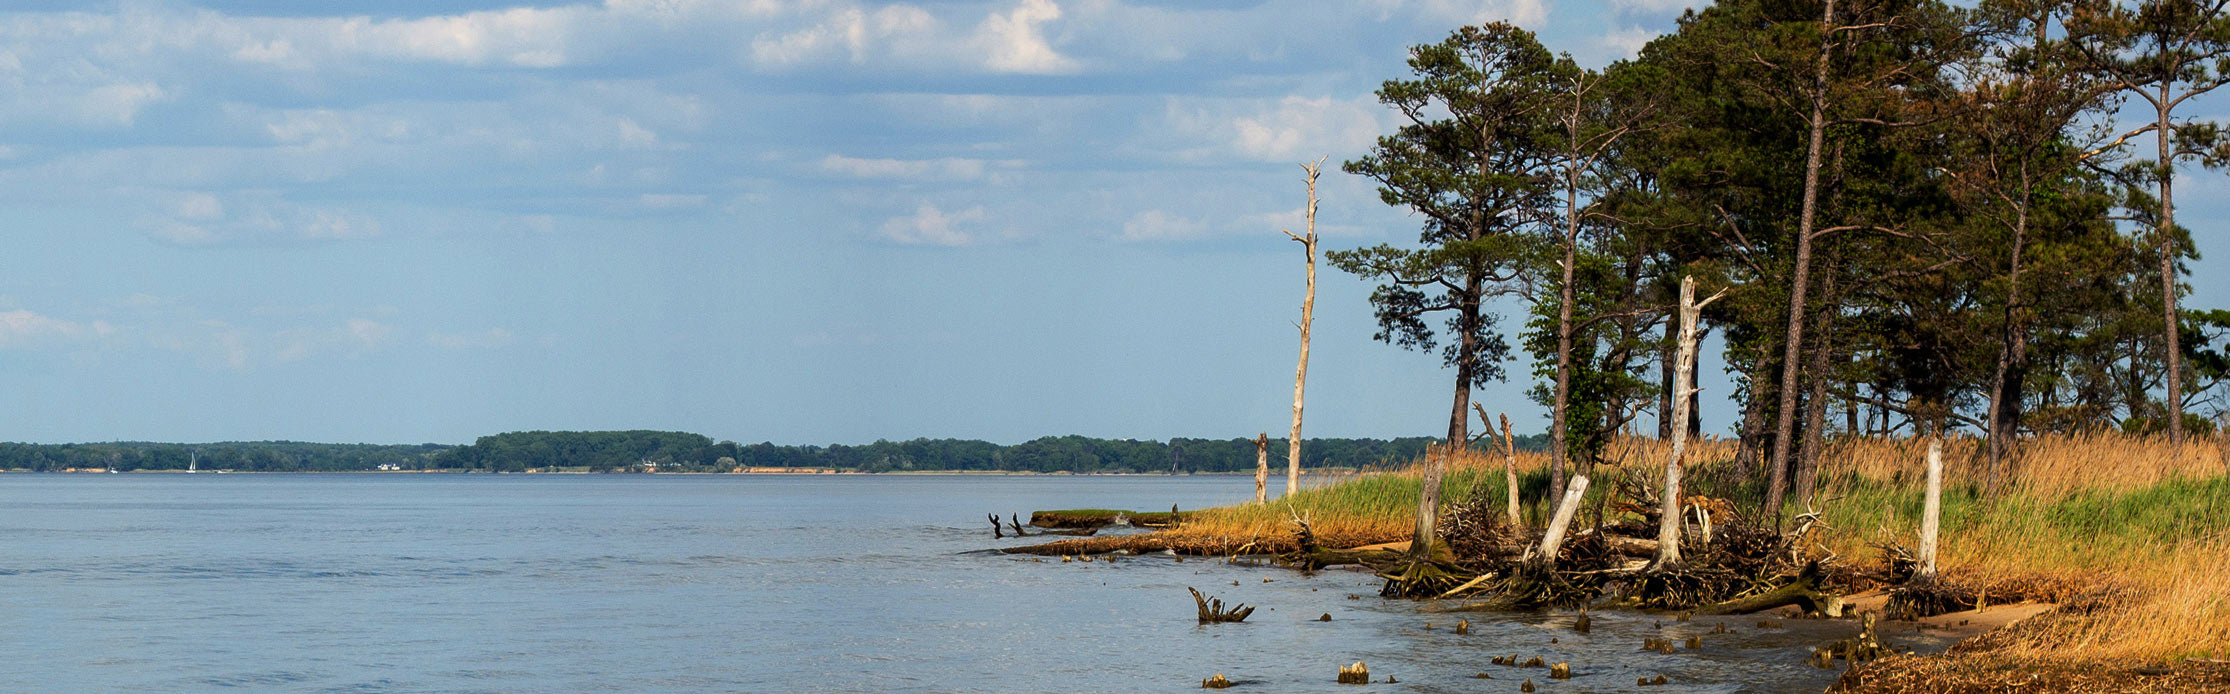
1190 587 1254 623
1695 563 1840 616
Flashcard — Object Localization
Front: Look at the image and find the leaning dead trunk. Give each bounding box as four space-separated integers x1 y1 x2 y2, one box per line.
1916 434 1942 581
1535 474 1590 566
1284 158 1324 497
1652 277 1724 572
1254 432 1269 504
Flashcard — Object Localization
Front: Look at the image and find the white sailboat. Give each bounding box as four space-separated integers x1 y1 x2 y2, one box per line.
187 452 198 473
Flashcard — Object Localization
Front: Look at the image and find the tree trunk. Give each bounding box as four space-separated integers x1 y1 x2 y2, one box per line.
1687 326 1706 437
1412 445 1449 560
1535 474 1590 566
1254 432 1269 504
1737 363 1773 478
2157 94 2184 446
1917 433 1942 580
1661 315 1677 439
1551 134 1581 503
1288 160 1323 496
1499 411 1521 527
1986 176 2030 495
1652 276 1720 572
1768 0 1838 525
1794 268 1839 507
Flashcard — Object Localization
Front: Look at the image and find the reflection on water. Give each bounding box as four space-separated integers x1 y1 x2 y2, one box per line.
0 474 1884 692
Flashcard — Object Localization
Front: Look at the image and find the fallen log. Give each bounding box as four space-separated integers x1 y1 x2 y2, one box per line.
1694 563 1842 617
1286 547 1403 571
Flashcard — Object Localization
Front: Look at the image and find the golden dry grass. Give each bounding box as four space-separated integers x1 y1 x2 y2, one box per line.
1155 431 2229 663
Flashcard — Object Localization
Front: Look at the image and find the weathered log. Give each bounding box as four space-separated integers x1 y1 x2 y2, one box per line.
1573 529 1660 557
1287 548 1403 570
990 512 1003 539
1695 564 1840 616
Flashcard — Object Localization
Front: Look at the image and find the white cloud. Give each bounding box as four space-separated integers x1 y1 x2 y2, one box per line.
300 211 381 240
617 118 660 147
747 0 1075 74
137 193 384 246
1377 0 1548 28
976 0 1076 74
428 328 516 349
748 5 939 68
177 193 225 221
820 154 1022 181
0 310 114 348
275 317 395 362
639 193 707 209
1166 95 1386 163
1117 209 1209 242
1597 25 1656 60
1610 0 1706 14
77 82 169 126
879 203 986 246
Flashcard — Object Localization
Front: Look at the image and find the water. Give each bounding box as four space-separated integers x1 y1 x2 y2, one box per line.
1 474 1891 692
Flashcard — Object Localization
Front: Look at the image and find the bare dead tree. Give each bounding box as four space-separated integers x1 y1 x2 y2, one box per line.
1475 405 1520 527
1917 433 1943 581
1284 157 1326 497
1254 432 1269 503
1411 443 1449 559
1651 276 1727 572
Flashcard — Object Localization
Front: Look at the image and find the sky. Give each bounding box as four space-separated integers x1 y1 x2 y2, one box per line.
2 0 2228 447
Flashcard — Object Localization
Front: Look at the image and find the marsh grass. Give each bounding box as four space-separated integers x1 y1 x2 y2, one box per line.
1157 432 2228 662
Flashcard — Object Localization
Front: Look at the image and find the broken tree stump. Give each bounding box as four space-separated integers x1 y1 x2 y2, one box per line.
1190 587 1254 623
1337 661 1368 684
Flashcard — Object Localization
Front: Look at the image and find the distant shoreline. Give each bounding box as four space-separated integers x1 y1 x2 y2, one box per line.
2 468 1285 477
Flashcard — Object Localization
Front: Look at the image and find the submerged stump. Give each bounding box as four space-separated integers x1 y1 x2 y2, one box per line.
1190 587 1254 623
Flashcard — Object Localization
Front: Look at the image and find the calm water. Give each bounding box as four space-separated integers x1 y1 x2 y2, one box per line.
1 474 1889 692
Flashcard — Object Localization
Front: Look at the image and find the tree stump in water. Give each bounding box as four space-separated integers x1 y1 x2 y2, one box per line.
1189 587 1254 623
1336 662 1369 684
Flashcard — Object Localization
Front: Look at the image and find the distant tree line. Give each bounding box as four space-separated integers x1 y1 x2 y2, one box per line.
0 441 450 472
0 431 1551 473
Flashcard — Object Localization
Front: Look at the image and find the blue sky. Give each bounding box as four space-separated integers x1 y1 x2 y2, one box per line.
2 0 2227 446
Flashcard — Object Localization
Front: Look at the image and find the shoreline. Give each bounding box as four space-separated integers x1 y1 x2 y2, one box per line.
2 468 1276 476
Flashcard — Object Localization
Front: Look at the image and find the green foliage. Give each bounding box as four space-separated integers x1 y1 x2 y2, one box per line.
0 441 449 472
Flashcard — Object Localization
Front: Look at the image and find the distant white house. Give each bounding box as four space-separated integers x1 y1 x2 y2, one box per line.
376 463 403 471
